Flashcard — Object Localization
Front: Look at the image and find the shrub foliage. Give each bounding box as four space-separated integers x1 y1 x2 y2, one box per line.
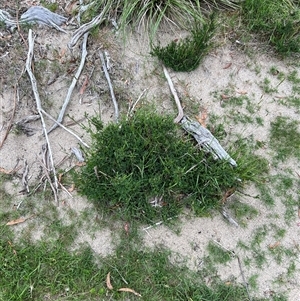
73 110 242 222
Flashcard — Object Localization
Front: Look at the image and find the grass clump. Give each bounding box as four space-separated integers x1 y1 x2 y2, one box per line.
84 0 204 41
269 116 300 161
73 109 252 223
151 14 215 71
241 0 300 54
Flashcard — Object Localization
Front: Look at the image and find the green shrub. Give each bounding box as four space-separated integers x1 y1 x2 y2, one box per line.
73 110 241 222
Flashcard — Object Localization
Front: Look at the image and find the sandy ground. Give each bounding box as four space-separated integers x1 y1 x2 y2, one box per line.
0 1 299 300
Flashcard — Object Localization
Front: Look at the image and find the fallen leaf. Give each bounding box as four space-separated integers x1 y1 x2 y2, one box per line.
221 94 230 100
269 241 280 249
8 241 17 255
58 173 63 183
223 62 232 69
0 166 21 174
6 214 35 226
106 272 113 290
68 184 75 193
6 217 26 226
124 222 129 236
118 288 141 297
221 187 236 204
236 90 248 95
79 76 89 95
59 48 67 63
196 108 208 128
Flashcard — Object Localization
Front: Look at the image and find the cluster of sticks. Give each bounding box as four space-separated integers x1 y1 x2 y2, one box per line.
1 5 114 202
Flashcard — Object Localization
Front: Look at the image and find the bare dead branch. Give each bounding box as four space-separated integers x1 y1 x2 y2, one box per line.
163 66 184 123
48 32 89 133
25 29 59 202
99 50 119 122
163 65 237 166
68 10 106 49
0 6 67 32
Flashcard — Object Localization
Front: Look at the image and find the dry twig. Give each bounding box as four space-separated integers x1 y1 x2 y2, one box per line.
163 66 184 123
25 29 59 202
48 33 89 133
99 50 119 122
41 109 89 148
127 88 147 118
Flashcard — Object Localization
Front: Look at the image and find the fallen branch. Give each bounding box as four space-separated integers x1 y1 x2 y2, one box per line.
237 256 252 301
163 66 184 123
21 159 30 193
163 66 237 167
25 29 59 202
48 32 89 133
211 240 252 301
0 6 67 32
181 116 237 166
220 207 239 228
99 50 119 122
41 144 58 203
68 11 106 49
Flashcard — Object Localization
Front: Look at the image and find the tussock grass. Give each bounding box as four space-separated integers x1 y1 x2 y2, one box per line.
151 14 215 71
84 0 204 41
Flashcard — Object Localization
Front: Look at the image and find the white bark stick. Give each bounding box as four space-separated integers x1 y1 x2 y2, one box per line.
68 11 106 49
48 32 89 133
41 109 90 148
163 66 184 123
99 50 119 122
25 29 59 202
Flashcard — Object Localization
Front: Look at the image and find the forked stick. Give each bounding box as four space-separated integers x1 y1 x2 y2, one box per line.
163 66 184 123
25 29 58 202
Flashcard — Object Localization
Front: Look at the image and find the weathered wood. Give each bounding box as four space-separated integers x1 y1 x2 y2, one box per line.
163 66 237 167
25 29 59 203
99 50 119 123
48 33 89 133
0 6 67 32
181 116 237 166
68 11 106 49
